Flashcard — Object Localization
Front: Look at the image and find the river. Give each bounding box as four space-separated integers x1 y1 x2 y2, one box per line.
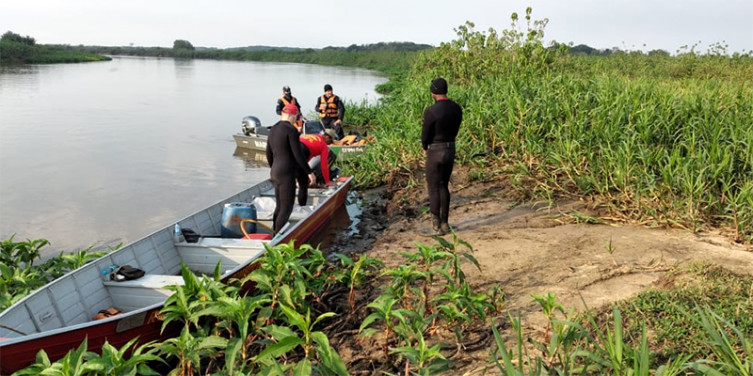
0 56 385 257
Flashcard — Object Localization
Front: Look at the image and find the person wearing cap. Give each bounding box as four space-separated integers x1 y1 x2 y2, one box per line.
315 84 345 139
276 86 304 128
276 86 301 116
422 77 462 235
266 103 316 233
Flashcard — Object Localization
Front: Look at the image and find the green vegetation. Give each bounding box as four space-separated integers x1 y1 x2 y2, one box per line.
7 238 753 375
0 236 109 311
66 40 433 74
0 31 111 64
600 263 753 362
343 8 753 242
488 263 753 375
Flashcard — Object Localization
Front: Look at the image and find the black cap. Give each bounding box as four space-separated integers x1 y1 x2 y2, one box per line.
430 78 448 95
324 84 333 92
282 85 291 92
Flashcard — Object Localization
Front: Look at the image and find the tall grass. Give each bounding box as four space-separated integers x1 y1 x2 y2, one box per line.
345 9 753 241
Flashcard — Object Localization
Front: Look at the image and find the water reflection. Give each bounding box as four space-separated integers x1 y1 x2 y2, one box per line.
233 147 269 168
173 58 195 79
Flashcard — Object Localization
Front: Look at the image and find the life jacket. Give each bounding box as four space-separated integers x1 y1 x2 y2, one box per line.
333 134 359 146
280 96 303 127
279 96 297 107
318 94 339 118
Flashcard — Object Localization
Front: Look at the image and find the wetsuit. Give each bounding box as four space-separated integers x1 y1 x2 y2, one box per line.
266 120 313 232
300 134 337 184
315 94 345 139
422 98 462 227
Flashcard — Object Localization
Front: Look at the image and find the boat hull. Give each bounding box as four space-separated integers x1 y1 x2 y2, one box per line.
233 133 366 161
0 310 174 374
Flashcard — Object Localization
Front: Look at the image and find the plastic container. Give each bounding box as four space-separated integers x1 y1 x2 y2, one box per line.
221 202 257 238
173 223 185 243
101 264 117 281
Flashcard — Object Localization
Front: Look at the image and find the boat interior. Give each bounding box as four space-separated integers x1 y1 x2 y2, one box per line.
0 179 346 341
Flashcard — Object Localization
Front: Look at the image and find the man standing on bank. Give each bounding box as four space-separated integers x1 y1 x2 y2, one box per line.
422 77 462 235
266 103 316 233
315 84 345 140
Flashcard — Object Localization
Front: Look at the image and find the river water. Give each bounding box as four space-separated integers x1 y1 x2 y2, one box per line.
0 56 385 257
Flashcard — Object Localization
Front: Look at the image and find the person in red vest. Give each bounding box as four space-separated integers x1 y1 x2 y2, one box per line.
296 128 338 187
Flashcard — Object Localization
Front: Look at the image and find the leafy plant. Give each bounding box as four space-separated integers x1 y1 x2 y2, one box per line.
160 263 227 332
0 236 49 268
157 326 228 376
360 295 411 358
389 330 450 376
13 338 94 376
0 236 106 311
243 242 321 322
257 304 348 376
432 233 478 286
78 338 162 376
332 253 384 311
214 294 271 372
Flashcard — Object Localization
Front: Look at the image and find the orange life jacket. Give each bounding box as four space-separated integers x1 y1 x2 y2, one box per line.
279 96 297 107
333 135 358 146
318 94 339 118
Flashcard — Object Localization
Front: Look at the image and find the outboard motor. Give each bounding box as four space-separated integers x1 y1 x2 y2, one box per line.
241 116 262 136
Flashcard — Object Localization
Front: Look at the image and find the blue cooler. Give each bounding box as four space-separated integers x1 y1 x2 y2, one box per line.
221 202 257 238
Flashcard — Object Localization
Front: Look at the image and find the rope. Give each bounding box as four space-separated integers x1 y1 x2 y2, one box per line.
240 218 275 236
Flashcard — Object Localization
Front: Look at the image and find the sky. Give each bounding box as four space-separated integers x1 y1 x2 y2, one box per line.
2 0 752 54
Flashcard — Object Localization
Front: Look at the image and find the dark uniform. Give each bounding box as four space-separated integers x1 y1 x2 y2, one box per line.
316 84 345 139
266 120 313 232
422 78 462 234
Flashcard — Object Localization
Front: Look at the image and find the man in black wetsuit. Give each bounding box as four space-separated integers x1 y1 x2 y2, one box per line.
422 77 462 235
266 103 316 233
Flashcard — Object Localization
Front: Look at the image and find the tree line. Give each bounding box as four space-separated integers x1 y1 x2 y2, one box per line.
6 29 716 70
0 31 111 64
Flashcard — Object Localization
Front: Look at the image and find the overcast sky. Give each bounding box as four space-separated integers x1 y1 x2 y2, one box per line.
2 0 751 54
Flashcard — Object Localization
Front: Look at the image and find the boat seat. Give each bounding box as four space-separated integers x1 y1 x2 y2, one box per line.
104 274 185 312
103 274 185 289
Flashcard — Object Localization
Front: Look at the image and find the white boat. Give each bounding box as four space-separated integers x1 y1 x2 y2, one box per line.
233 116 370 161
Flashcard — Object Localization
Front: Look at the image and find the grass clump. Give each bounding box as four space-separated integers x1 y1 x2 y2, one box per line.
589 262 753 363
